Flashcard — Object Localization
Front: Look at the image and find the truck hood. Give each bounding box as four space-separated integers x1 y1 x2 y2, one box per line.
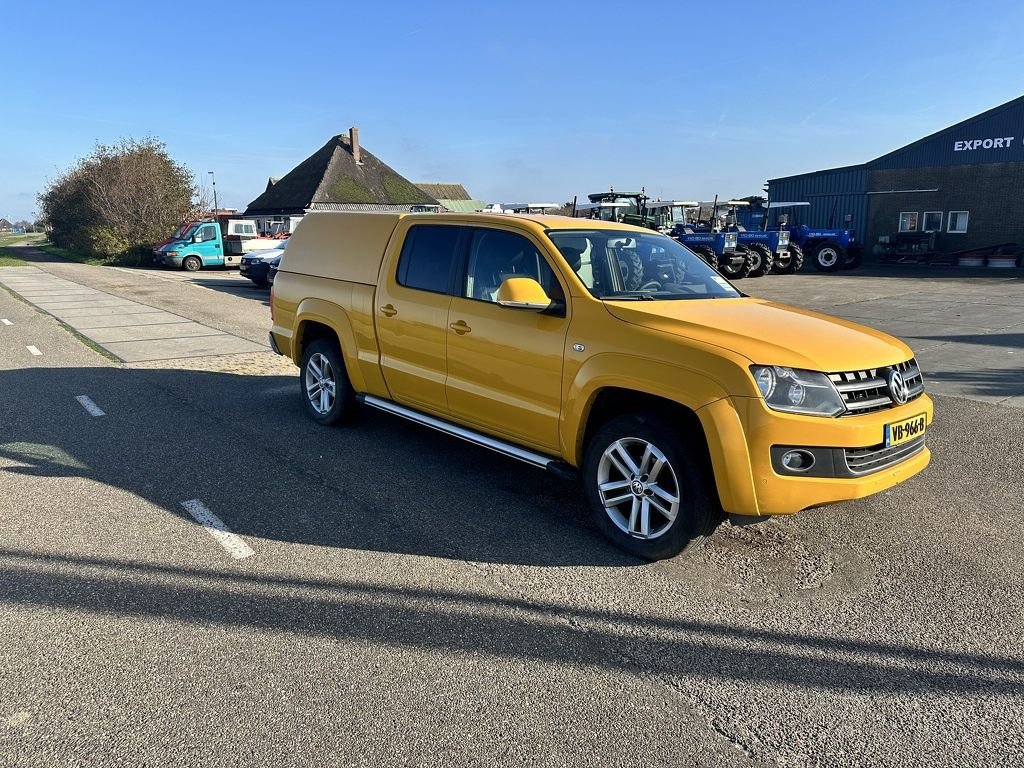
604 297 912 372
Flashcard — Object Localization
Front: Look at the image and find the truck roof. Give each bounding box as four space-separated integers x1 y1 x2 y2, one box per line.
282 212 659 287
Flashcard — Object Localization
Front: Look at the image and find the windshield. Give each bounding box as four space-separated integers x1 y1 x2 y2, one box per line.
179 223 199 240
547 229 741 301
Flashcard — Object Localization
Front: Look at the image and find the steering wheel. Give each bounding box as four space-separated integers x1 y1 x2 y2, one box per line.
639 280 662 291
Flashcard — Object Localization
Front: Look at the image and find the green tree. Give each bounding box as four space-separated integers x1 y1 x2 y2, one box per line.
39 138 197 262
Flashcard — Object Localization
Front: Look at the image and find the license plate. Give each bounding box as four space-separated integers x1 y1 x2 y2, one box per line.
884 413 926 448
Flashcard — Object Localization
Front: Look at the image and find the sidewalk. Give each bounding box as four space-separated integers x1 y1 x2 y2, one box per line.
0 266 265 363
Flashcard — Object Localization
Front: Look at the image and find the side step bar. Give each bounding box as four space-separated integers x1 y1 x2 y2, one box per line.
358 394 577 480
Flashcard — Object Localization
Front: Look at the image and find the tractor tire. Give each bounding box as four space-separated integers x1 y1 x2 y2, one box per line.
746 243 773 277
811 242 845 272
618 248 645 291
840 249 863 270
774 243 804 274
693 245 718 271
719 246 753 280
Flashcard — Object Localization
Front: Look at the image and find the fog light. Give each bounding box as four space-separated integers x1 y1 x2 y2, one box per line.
782 450 815 472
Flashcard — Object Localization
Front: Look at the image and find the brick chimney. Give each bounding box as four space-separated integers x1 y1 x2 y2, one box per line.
349 126 361 164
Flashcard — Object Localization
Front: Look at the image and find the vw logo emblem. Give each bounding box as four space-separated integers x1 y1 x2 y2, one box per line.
888 369 909 404
630 480 646 496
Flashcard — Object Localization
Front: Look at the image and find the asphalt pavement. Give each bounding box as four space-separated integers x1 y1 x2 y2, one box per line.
1 249 1022 767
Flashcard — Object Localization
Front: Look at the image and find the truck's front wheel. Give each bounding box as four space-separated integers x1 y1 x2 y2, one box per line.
182 256 202 272
300 338 356 426
811 243 844 272
583 413 720 560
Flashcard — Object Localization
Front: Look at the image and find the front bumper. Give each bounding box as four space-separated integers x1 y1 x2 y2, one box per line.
163 254 184 268
699 394 933 516
241 262 270 282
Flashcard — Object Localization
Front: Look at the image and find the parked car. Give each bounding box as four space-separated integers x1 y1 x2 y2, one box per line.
267 254 282 287
240 240 287 287
270 212 932 560
159 218 279 271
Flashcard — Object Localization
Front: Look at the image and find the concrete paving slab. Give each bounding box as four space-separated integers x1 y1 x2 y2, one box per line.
71 311 189 329
33 299 143 310
49 305 166 320
101 334 265 362
82 323 225 343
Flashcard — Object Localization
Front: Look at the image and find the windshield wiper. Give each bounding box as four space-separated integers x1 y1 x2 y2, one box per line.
605 292 656 301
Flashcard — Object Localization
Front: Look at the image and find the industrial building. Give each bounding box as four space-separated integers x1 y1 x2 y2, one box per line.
767 95 1024 263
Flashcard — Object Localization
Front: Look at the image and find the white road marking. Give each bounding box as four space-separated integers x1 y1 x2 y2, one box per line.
1 319 12 325
26 346 41 356
75 395 106 417
181 499 255 560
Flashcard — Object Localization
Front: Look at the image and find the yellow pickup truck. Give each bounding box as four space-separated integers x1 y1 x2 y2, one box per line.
270 212 931 559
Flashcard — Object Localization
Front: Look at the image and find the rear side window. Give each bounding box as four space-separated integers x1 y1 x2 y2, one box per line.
397 225 462 294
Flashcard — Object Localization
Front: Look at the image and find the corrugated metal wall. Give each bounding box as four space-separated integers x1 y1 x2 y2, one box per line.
767 166 868 237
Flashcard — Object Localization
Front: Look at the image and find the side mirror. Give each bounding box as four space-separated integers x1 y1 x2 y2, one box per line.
496 277 552 310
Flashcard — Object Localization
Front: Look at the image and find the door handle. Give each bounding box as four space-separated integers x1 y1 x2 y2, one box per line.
380 304 398 317
449 320 472 335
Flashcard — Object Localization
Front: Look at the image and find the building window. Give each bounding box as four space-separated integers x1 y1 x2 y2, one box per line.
948 211 969 233
922 211 943 232
898 212 919 232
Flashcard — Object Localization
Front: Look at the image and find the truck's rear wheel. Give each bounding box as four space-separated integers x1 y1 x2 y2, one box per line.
182 256 202 272
811 243 844 272
719 246 753 279
583 413 720 560
746 243 773 277
775 243 804 274
300 338 356 426
693 244 718 271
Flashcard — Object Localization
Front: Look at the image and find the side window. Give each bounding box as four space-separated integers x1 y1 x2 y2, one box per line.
198 225 217 242
464 229 562 303
396 225 462 294
898 212 919 232
922 211 943 232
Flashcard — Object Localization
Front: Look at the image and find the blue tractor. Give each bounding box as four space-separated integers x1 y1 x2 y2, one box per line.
584 191 753 279
764 201 863 272
719 200 799 275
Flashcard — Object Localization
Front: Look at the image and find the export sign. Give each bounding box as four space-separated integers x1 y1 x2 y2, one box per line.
953 136 1015 151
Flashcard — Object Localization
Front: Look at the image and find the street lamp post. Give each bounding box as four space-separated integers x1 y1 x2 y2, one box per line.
208 171 218 216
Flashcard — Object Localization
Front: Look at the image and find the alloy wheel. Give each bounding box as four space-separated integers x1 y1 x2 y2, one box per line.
597 437 680 540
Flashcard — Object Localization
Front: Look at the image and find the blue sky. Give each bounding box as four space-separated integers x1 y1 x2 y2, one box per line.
2 0 1023 221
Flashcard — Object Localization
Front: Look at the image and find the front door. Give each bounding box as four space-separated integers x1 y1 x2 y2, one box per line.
193 224 222 264
445 228 569 452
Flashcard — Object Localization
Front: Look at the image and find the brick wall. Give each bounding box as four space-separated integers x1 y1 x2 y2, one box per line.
866 162 1024 256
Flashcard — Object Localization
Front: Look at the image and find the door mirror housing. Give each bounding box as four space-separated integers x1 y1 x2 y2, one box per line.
496 277 552 310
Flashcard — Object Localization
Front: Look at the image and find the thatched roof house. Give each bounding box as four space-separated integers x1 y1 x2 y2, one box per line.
245 127 438 219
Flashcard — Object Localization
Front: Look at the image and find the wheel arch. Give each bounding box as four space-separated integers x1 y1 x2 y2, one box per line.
294 300 367 393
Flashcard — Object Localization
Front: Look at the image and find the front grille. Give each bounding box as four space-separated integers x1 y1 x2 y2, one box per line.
843 435 926 475
829 358 924 416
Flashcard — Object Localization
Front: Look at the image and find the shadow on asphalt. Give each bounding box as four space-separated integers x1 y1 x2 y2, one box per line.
1 546 1021 695
924 367 1024 399
0 366 635 568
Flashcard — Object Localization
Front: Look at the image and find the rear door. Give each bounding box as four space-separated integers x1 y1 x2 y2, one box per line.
375 223 465 416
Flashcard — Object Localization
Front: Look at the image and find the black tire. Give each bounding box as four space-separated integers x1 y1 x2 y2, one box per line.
300 338 357 426
840 249 863 270
811 242 844 272
775 243 804 274
617 248 644 291
719 245 753 279
583 413 721 560
746 243 773 277
182 255 202 272
692 244 718 271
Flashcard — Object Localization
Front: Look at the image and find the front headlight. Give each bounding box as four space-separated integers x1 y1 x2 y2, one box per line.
750 365 845 417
